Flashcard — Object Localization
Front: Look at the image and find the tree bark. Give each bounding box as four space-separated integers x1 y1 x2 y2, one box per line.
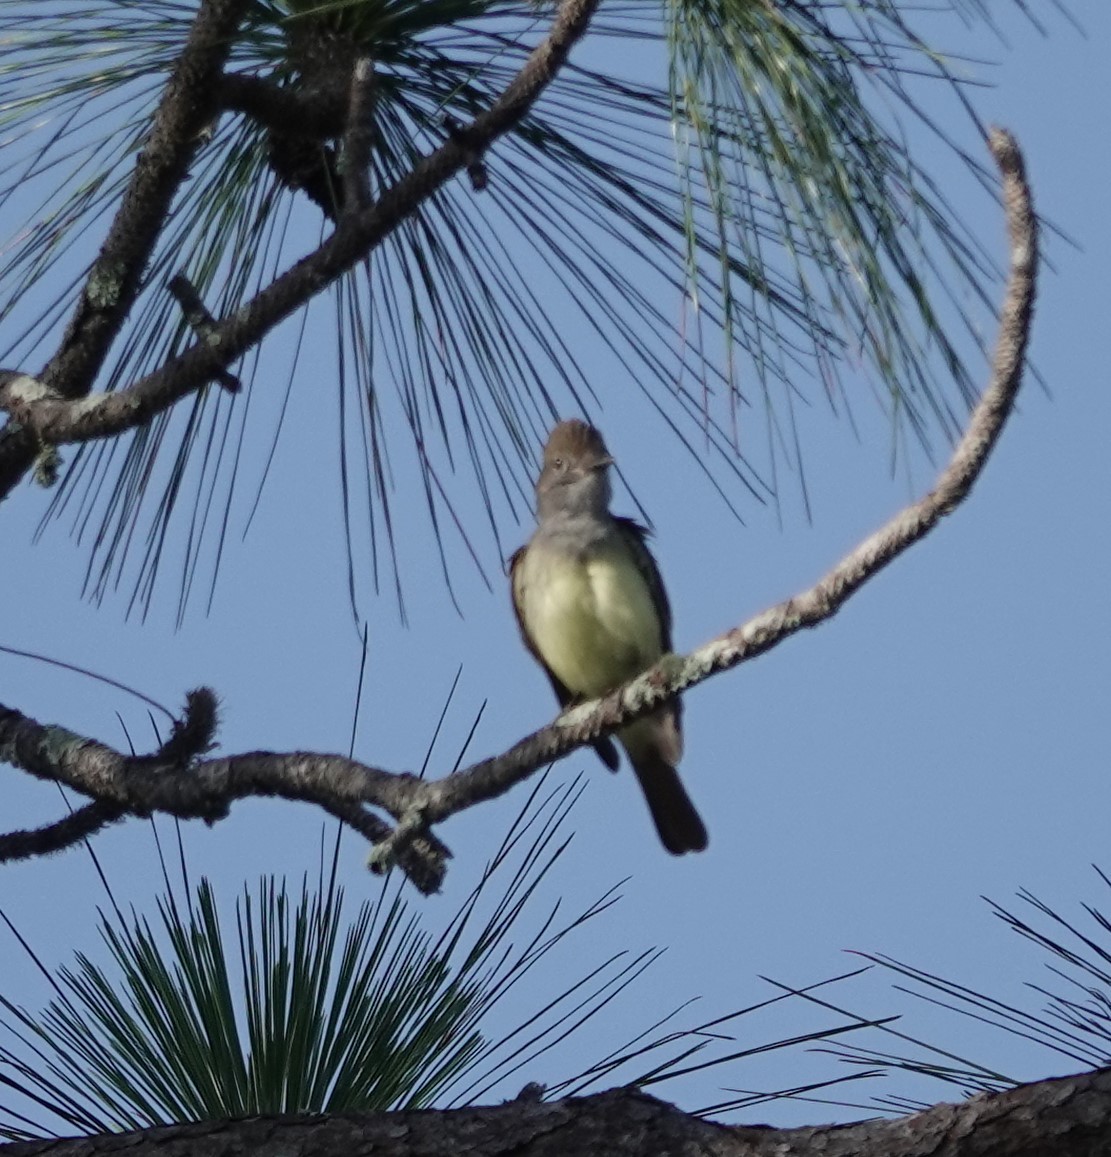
3 1070 1109 1157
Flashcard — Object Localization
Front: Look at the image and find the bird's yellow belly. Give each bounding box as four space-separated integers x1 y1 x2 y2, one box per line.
524 547 662 698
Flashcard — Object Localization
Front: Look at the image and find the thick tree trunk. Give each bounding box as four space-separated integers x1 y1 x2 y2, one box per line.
4 1069 1109 1157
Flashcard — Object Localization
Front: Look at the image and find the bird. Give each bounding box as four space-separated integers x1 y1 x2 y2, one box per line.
509 418 707 854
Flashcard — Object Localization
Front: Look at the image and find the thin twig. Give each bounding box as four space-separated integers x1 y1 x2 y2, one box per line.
167 275 241 392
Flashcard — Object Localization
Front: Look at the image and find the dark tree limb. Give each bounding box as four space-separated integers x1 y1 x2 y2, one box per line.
0 128 1038 896
0 0 602 477
1 1072 1108 1157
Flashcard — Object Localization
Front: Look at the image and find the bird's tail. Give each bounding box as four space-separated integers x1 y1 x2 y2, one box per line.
623 712 707 855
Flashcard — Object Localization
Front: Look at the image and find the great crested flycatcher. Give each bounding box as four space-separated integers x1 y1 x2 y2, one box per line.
509 419 707 855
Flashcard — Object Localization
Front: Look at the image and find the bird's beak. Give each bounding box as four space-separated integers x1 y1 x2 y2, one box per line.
591 454 614 471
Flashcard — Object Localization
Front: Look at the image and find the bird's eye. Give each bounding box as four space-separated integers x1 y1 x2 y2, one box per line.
553 456 564 469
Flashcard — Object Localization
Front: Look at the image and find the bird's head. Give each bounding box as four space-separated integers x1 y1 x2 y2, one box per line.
536 419 614 519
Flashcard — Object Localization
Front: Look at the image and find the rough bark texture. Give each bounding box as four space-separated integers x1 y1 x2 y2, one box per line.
3 1073 1109 1157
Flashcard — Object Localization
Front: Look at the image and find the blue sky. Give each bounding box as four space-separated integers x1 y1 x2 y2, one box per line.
0 2 1108 1129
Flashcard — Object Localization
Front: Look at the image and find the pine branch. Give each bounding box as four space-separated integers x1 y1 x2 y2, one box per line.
0 0 603 474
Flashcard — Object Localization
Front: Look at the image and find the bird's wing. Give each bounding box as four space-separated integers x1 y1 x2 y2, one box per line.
613 518 673 649
509 543 620 772
613 517 681 729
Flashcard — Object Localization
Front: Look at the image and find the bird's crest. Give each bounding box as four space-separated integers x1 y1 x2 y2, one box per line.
542 419 610 469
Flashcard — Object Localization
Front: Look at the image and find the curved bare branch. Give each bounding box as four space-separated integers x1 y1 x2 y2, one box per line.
371 126 1038 875
0 129 1037 895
